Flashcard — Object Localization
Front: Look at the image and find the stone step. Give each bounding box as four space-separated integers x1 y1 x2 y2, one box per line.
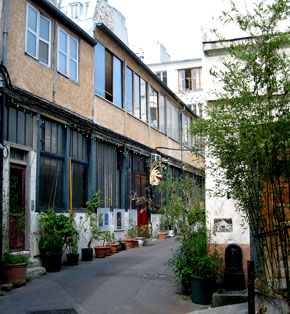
27 266 46 280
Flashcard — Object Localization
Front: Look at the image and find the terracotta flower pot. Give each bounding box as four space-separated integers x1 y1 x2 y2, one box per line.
124 239 134 249
158 232 168 240
94 246 107 258
2 263 28 286
105 245 112 256
110 243 119 254
133 240 139 248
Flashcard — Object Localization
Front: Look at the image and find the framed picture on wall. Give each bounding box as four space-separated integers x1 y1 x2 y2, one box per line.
114 209 125 231
97 208 110 232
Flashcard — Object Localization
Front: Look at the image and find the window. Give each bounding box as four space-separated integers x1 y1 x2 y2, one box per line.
156 71 167 85
167 100 180 142
5 106 33 147
39 119 65 210
70 3 82 19
126 67 133 113
134 74 140 119
70 130 89 209
26 3 51 66
58 28 78 81
140 78 147 122
95 48 123 107
149 85 158 128
182 113 192 147
159 93 166 133
178 67 202 91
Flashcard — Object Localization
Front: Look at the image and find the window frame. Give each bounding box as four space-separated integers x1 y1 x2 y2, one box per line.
148 85 159 129
178 67 202 91
57 27 79 82
25 2 51 67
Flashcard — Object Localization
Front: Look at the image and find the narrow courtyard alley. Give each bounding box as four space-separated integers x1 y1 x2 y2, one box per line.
0 238 208 314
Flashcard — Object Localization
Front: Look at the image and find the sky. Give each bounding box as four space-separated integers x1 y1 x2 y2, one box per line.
107 0 206 61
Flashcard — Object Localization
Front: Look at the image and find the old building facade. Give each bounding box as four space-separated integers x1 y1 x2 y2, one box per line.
0 0 204 257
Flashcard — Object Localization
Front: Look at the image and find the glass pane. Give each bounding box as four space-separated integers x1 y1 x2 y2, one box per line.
134 74 140 119
126 67 133 113
77 133 82 160
27 31 36 57
8 107 16 143
149 86 158 128
71 130 78 159
70 37 77 59
160 94 166 133
140 79 147 122
94 43 105 97
179 70 184 90
105 50 113 101
82 136 88 162
59 29 67 52
58 52 67 75
44 121 51 152
25 114 33 147
39 40 48 64
39 16 49 41
70 59 77 81
72 163 87 209
113 57 122 108
17 111 25 145
28 6 37 32
39 157 64 210
51 123 57 154
57 126 64 156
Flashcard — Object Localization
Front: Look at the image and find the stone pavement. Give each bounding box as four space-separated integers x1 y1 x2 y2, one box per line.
0 237 210 314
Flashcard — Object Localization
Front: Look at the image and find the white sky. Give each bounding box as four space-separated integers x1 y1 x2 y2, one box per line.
108 0 206 61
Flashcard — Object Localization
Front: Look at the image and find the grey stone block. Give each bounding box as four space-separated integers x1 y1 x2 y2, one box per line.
27 266 46 280
212 289 248 307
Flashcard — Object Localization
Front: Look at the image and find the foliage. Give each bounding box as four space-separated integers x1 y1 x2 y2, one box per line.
157 176 205 234
190 0 290 296
137 225 151 238
79 190 103 248
38 209 78 257
101 231 114 245
0 252 29 265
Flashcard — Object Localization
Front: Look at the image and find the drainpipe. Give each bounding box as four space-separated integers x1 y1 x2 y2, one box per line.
0 0 10 257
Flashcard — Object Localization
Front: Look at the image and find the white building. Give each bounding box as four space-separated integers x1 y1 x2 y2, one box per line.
57 0 129 45
148 58 204 118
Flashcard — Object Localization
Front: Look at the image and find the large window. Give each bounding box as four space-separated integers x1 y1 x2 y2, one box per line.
149 85 158 128
178 67 202 91
167 100 180 142
70 130 89 209
94 46 123 107
5 106 33 147
39 119 65 210
126 67 133 113
58 28 78 81
70 3 82 19
25 3 51 66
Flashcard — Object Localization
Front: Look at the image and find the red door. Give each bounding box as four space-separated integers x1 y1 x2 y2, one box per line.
134 174 148 227
9 164 26 251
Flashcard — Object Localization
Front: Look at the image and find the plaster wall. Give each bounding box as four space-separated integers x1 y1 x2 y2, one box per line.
7 0 94 120
7 0 54 102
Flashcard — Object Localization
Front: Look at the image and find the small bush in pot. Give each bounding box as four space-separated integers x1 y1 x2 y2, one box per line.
38 209 76 272
0 253 29 287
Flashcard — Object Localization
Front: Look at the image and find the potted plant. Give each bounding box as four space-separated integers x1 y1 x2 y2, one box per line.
0 252 29 287
38 209 76 272
158 216 168 239
124 225 136 249
136 224 151 246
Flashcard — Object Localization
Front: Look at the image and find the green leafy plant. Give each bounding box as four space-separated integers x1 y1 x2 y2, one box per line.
0 252 29 265
191 0 290 297
38 209 77 257
137 225 151 238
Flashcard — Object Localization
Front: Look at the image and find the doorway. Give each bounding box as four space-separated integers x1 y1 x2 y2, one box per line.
134 174 148 227
9 164 26 251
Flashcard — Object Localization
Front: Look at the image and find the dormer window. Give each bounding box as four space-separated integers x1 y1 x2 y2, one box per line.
70 3 82 19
